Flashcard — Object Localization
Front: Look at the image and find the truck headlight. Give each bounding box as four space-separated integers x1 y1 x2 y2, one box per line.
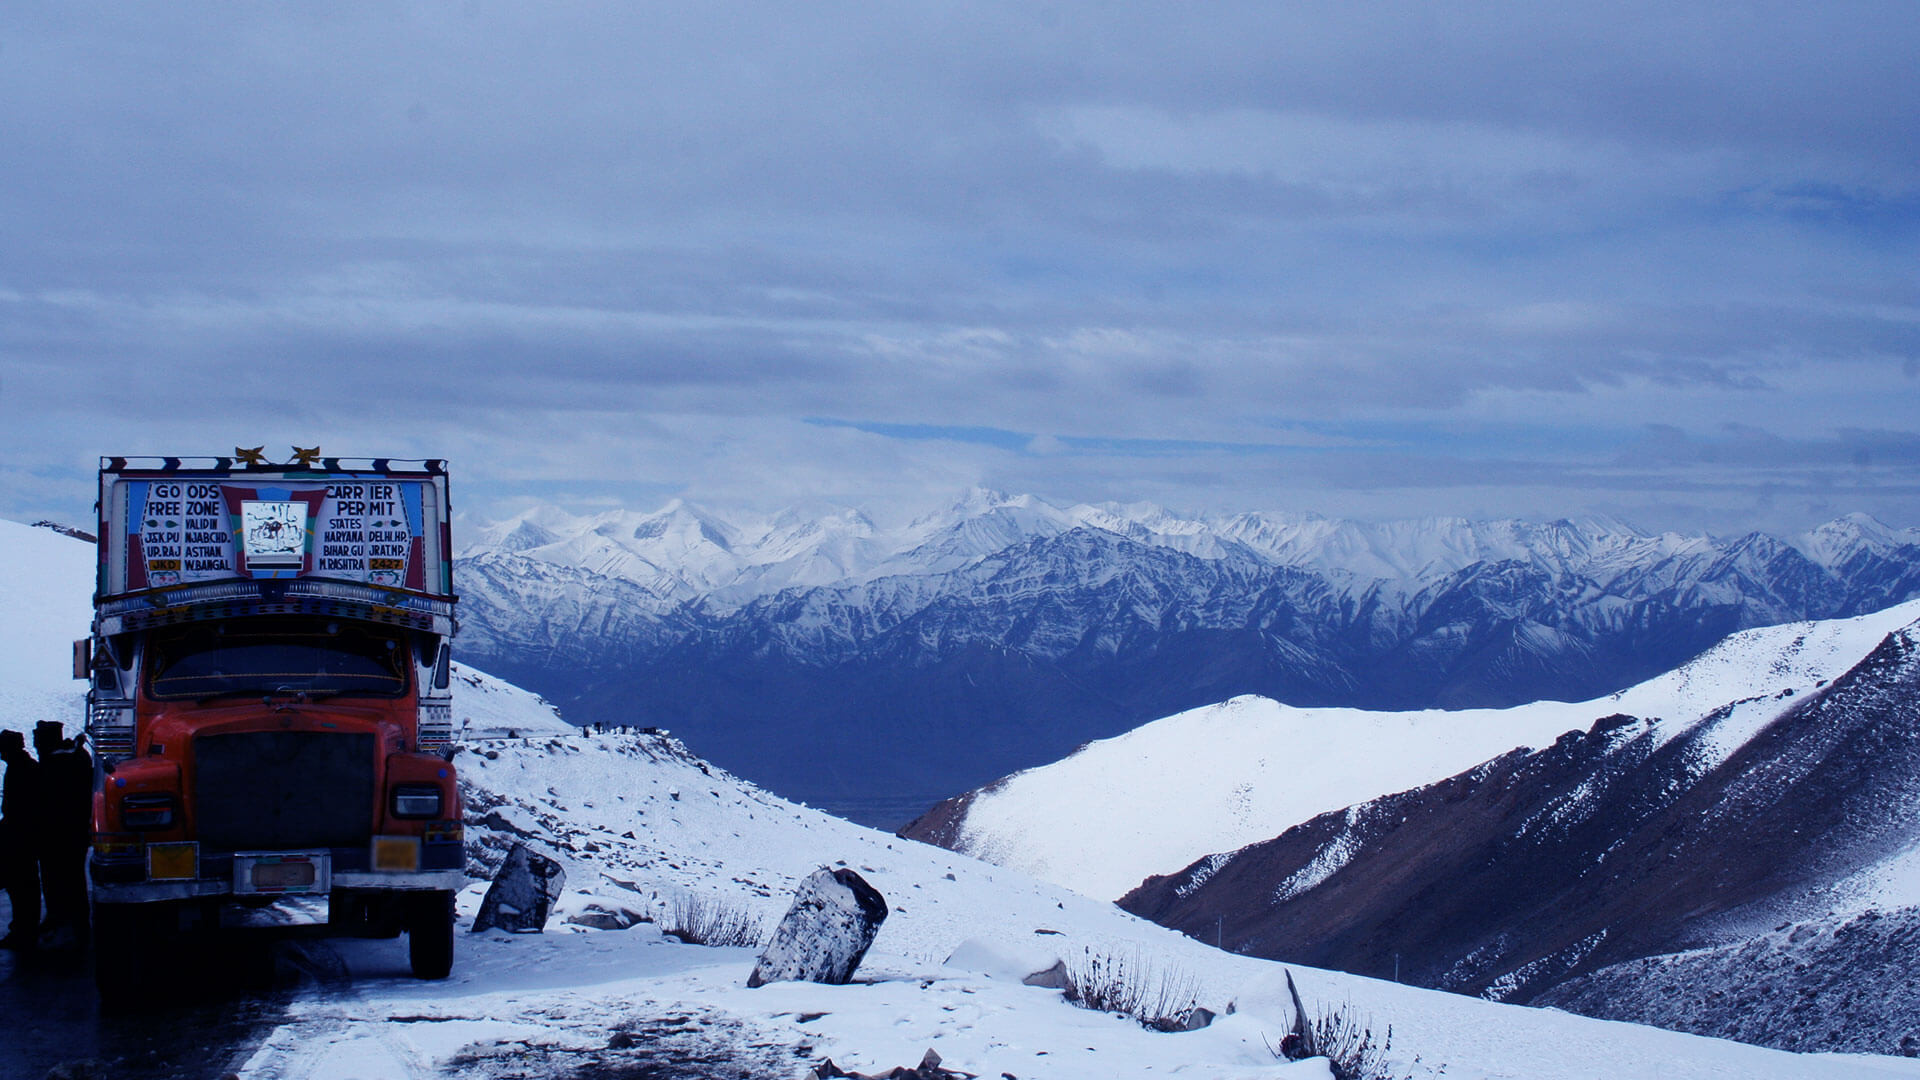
122 792 177 830
390 783 442 819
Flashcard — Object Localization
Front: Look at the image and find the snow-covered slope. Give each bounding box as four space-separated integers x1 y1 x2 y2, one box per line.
446 662 572 737
1538 908 1920 1056
231 729 1917 1080
0 518 100 737
906 597 1920 901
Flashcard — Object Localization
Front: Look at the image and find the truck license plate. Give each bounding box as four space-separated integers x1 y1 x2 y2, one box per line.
235 852 330 895
372 835 421 872
147 841 199 881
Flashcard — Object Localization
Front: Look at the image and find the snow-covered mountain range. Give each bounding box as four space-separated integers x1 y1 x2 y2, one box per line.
457 493 1920 822
464 494 1920 618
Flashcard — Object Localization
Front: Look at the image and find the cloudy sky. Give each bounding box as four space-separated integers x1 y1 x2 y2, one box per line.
3 3 1916 535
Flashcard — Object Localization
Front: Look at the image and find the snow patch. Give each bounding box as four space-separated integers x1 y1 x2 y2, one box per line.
1482 930 1608 1003
1273 808 1365 904
1176 852 1237 899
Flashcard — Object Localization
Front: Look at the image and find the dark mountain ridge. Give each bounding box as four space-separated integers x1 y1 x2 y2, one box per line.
1118 618 1920 1054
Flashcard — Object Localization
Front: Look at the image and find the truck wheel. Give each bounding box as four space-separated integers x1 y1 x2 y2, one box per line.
407 890 455 979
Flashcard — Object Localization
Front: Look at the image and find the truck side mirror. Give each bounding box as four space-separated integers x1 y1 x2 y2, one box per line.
73 639 92 681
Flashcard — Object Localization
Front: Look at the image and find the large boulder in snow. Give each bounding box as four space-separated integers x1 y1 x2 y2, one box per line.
944 937 1066 987
471 842 567 933
747 867 888 988
565 899 648 931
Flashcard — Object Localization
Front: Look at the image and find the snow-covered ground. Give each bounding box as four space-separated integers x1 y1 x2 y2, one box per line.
232 730 1920 1080
444 665 572 739
940 598 1920 901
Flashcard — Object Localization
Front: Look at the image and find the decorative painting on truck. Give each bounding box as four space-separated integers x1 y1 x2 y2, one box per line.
241 498 309 570
98 458 453 602
121 479 428 590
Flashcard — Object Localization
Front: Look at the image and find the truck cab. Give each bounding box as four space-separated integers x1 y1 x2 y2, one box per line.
83 455 463 1002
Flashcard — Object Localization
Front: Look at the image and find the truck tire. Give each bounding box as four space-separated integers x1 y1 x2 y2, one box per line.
407 889 455 979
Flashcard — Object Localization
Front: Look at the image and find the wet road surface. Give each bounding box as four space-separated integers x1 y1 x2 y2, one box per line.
1 894 297 1080
3 895 813 1080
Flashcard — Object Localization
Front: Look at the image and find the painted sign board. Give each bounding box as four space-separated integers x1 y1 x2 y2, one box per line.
97 459 453 602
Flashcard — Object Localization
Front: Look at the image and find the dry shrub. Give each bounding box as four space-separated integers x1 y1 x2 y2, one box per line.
1270 968 1408 1080
657 892 766 948
1064 946 1204 1032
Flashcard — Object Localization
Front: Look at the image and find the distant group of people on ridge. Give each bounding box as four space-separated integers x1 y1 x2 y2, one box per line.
1 721 93 953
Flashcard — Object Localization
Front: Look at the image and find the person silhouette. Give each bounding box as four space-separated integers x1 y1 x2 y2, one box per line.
0 729 40 950
32 722 91 949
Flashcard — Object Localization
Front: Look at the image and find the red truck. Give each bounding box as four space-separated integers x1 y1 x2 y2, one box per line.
80 454 463 1001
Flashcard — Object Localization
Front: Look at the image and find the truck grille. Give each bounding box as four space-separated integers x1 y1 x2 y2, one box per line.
194 732 375 852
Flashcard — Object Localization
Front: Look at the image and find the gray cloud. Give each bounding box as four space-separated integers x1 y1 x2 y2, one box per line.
1621 424 1920 471
1 3 1917 532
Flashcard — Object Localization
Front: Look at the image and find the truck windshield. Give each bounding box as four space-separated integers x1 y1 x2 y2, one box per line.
147 617 409 700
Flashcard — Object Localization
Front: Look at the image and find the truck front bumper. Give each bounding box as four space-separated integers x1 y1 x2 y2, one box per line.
332 869 467 891
91 841 466 903
91 868 466 904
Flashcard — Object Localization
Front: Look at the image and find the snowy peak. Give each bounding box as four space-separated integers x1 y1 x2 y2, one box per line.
619 500 740 553
1799 511 1919 566
478 517 563 555
462 504 580 555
